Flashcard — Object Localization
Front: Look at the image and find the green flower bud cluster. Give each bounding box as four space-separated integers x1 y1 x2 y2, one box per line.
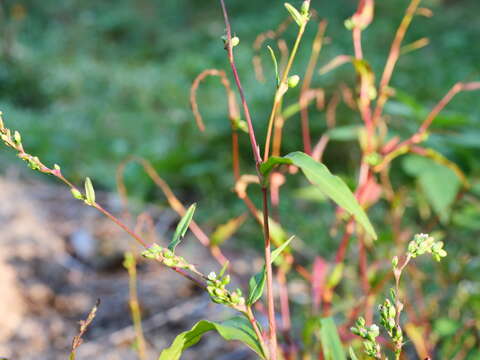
407 233 447 261
1 114 23 150
0 114 49 173
206 271 245 308
284 2 310 27
350 317 381 359
141 243 194 270
18 153 42 171
379 298 402 345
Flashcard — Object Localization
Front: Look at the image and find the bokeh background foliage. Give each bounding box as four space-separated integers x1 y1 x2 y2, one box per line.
1 0 480 357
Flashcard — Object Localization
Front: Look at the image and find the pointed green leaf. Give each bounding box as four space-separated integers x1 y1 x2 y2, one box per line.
403 155 461 223
267 45 280 86
158 317 265 360
84 177 96 205
211 214 246 246
349 347 360 360
247 236 294 305
271 235 295 263
284 2 304 26
319 317 346 360
260 156 293 177
247 269 266 306
285 152 376 239
168 203 196 252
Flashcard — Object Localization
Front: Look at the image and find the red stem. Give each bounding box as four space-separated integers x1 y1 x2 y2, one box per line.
219 0 262 168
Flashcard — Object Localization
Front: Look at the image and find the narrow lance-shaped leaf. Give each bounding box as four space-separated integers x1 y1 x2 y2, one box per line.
284 2 304 26
286 152 376 239
247 236 294 305
84 177 96 205
262 152 376 239
158 317 265 360
319 317 347 360
349 347 360 360
168 203 196 252
211 214 247 246
267 45 280 87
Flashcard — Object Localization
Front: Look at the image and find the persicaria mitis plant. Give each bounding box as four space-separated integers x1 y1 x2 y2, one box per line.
1 0 479 359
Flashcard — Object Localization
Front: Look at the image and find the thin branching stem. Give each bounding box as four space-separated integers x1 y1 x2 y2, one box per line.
262 186 277 359
373 0 421 125
219 0 262 168
246 305 269 358
300 20 327 155
264 19 309 161
219 1 277 357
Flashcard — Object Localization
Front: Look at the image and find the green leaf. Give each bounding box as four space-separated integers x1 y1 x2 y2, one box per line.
294 185 327 203
247 236 294 305
247 270 266 306
211 214 246 246
271 235 295 264
84 177 96 205
260 156 293 177
168 203 196 252
285 152 376 239
158 317 265 360
267 45 280 86
319 318 346 360
256 211 289 246
403 155 460 223
326 125 361 141
284 2 304 26
349 347 360 360
326 263 344 288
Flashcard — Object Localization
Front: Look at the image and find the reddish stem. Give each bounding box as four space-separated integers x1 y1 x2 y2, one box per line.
262 187 278 359
219 0 262 168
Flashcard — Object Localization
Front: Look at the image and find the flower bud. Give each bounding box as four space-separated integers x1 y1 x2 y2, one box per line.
301 1 310 15
287 75 300 88
391 256 398 269
14 130 21 144
71 188 83 200
231 36 240 47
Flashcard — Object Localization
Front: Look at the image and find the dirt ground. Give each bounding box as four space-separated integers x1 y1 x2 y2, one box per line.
0 172 259 360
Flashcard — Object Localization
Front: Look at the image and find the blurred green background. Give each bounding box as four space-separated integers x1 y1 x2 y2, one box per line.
0 0 479 356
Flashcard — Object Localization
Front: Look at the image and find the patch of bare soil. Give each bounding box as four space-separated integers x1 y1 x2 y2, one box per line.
0 173 258 360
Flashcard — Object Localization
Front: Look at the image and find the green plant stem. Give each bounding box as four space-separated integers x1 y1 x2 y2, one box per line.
125 253 147 360
94 203 148 248
264 20 308 161
218 1 278 358
246 305 269 358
